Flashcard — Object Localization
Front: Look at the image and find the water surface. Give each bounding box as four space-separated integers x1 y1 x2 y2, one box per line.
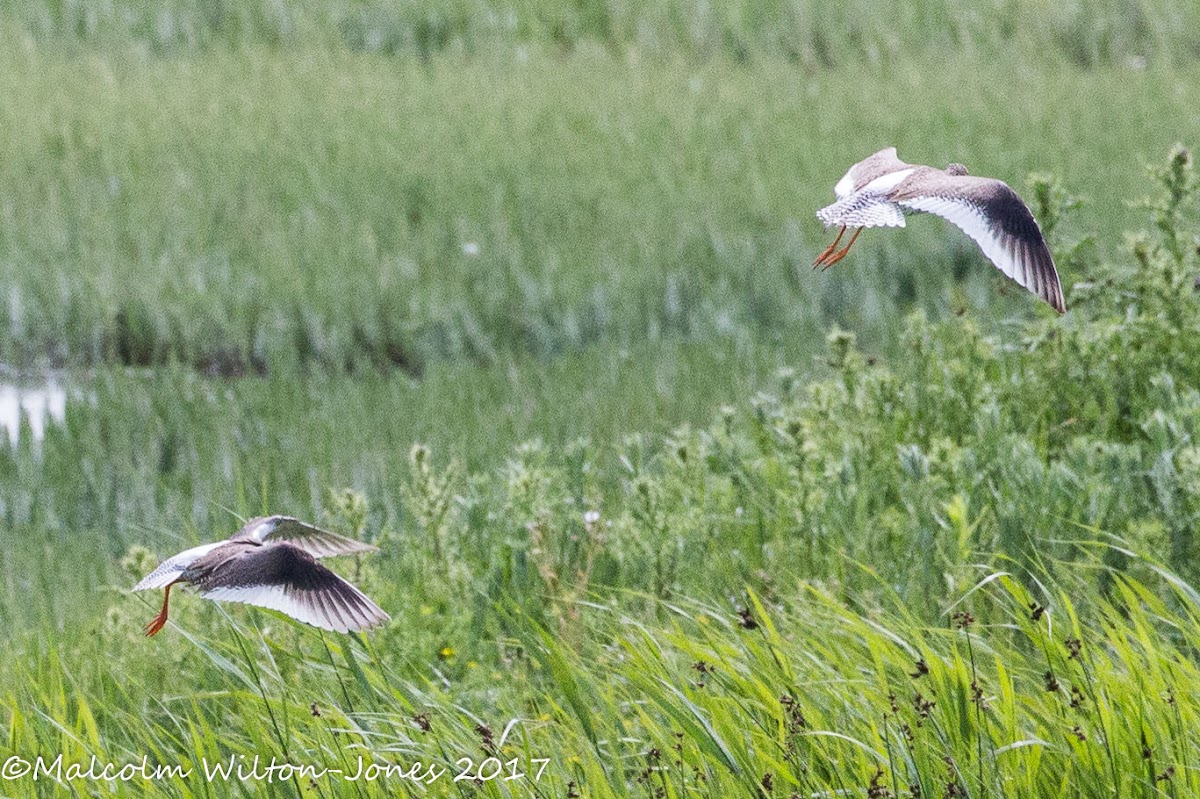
0 379 67 444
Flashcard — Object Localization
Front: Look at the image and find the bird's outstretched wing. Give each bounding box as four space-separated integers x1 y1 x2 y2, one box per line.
132 542 224 590
895 177 1065 313
231 515 379 558
196 543 389 633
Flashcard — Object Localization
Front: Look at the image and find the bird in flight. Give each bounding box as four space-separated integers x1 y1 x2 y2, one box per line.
133 515 389 636
814 147 1065 313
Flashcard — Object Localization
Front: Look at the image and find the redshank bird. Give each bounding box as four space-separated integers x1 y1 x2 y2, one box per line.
815 147 1065 313
133 516 389 635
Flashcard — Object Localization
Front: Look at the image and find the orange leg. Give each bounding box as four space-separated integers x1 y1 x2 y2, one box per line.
819 227 863 270
144 582 176 637
813 225 847 268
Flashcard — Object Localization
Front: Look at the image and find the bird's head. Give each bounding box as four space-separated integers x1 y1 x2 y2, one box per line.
945 163 969 176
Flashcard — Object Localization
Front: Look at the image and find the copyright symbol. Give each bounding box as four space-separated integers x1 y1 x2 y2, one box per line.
3 756 31 780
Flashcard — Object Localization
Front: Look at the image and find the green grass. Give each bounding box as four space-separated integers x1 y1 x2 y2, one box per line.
0 331 818 559
0 38 1197 374
6 545 1200 797
6 0 1200 68
3 148 1199 796
3 1 1200 794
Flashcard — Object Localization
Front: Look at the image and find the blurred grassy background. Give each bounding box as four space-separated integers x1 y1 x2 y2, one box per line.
0 14 1196 376
5 0 1200 66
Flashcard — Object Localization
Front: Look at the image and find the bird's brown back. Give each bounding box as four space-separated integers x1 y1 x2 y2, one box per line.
845 148 912 193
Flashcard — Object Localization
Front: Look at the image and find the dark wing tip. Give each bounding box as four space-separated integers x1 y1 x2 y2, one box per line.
1027 238 1065 314
1047 281 1066 314
303 574 389 632
970 179 1064 314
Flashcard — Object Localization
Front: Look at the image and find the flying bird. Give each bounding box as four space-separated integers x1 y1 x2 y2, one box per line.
814 147 1065 313
133 515 389 636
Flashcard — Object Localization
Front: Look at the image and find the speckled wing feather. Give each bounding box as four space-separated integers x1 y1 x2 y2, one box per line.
819 162 918 229
893 176 1065 313
816 193 907 229
230 515 379 559
193 543 389 633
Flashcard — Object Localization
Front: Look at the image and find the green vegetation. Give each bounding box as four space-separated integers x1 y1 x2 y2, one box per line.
6 0 1200 67
8 559 1200 797
4 1 1200 795
0 39 1196 374
3 147 1200 796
